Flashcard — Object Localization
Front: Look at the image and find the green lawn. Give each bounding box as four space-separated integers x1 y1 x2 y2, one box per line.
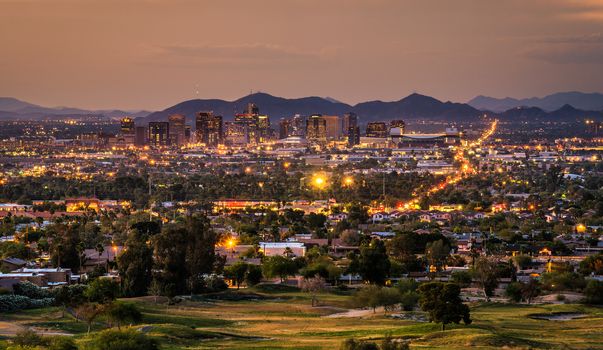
1 288 602 349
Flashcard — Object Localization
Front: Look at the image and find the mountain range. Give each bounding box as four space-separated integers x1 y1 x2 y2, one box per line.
468 91 603 112
0 97 151 121
2 91 602 125
141 92 485 125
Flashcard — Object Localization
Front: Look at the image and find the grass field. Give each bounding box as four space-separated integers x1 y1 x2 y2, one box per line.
1 286 602 349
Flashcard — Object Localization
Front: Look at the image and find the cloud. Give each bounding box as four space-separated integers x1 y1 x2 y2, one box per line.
555 0 603 21
523 32 603 64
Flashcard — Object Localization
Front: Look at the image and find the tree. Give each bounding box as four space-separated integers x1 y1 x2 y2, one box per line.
579 254 603 276
377 287 402 314
49 224 83 272
472 257 499 301
418 282 471 331
224 262 249 289
299 276 327 306
77 302 103 333
353 285 382 313
505 282 523 302
351 239 390 285
513 255 532 270
245 264 263 286
53 284 87 318
451 271 472 288
521 279 541 304
85 278 120 304
117 229 153 297
105 302 142 329
262 256 298 282
425 239 450 271
153 215 218 295
88 329 159 350
147 278 162 304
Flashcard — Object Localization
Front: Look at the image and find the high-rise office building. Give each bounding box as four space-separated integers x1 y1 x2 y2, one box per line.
342 113 358 137
256 115 271 142
389 120 406 135
120 117 135 135
135 126 147 146
148 122 170 146
306 114 327 142
224 121 247 145
366 122 388 138
348 126 360 146
168 114 186 146
279 118 291 139
196 111 223 147
184 125 192 143
322 115 341 140
234 102 272 144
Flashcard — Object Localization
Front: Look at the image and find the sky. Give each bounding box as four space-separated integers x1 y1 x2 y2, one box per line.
1 0 603 110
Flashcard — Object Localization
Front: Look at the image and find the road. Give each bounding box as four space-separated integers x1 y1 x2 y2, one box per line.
399 119 498 210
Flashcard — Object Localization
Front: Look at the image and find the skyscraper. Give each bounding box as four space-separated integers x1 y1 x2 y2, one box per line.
148 122 170 147
342 112 358 137
389 120 406 135
279 118 291 139
348 126 360 146
196 111 223 147
135 126 147 146
224 121 247 145
120 117 135 135
168 114 186 146
366 122 388 138
306 114 327 142
234 102 272 144
256 115 271 142
322 115 341 140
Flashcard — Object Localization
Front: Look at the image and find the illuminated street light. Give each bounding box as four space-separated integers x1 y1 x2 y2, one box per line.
312 174 327 189
343 176 354 187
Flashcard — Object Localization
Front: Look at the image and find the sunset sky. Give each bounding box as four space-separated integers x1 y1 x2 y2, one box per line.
1 0 603 110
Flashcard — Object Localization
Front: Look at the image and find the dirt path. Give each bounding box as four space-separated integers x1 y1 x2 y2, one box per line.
324 307 384 318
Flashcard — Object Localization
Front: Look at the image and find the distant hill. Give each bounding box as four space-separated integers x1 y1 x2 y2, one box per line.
498 104 602 122
469 91 603 112
141 92 484 125
0 97 151 120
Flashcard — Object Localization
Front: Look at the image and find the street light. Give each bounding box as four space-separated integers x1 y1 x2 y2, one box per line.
312 174 326 189
343 176 354 187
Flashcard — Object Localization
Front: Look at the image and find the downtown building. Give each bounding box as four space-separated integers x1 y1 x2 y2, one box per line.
196 111 223 147
168 114 187 146
148 122 170 147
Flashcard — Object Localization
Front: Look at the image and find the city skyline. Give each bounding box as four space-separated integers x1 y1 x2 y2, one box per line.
2 0 603 110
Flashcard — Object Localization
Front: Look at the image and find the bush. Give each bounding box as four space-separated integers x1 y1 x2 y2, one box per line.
197 274 228 293
13 282 52 299
48 337 77 350
245 265 263 286
584 280 603 305
505 282 523 302
556 294 566 302
341 338 379 350
88 329 158 350
0 295 54 312
12 329 45 347
541 272 586 292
